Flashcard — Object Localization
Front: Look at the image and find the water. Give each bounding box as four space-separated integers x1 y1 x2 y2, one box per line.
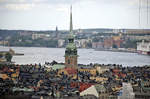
0 46 150 66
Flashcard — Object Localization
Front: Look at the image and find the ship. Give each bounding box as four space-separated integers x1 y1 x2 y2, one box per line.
137 40 150 55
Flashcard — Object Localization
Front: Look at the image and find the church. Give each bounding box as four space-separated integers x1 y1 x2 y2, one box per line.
65 6 78 69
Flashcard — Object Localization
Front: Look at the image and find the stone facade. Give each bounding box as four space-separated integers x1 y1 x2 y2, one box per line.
65 56 77 68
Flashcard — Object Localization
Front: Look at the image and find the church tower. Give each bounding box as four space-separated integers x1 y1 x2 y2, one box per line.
55 26 58 38
65 6 78 68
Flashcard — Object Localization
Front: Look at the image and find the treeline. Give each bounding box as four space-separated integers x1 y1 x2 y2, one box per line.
9 38 58 47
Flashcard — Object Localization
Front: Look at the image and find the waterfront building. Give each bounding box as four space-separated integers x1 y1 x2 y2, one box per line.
0 41 9 46
137 40 150 55
65 6 78 68
32 33 50 40
127 35 150 41
75 39 92 48
122 29 150 35
103 38 113 49
92 42 104 49
58 39 65 47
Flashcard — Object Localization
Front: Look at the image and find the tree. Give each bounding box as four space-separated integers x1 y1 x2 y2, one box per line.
0 53 3 58
112 44 118 48
5 52 12 62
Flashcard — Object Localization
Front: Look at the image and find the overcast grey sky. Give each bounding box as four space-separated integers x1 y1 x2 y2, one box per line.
0 0 149 30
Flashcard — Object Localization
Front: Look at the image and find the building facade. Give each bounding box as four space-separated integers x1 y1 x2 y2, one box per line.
32 33 50 40
137 40 150 55
118 83 135 99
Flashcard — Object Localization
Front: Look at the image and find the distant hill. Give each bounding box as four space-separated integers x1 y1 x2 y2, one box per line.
0 29 55 39
0 30 20 39
76 28 113 33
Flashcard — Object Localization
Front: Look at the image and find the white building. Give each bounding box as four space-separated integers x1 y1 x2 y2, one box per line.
75 39 92 48
137 40 150 55
32 33 50 40
75 40 81 48
58 39 65 48
118 83 135 99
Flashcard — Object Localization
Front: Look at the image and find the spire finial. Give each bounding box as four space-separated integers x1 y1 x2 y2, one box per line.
70 5 73 33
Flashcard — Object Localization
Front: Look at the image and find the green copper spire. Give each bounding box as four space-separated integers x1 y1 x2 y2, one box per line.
68 5 74 43
65 5 78 68
70 5 73 33
65 5 77 56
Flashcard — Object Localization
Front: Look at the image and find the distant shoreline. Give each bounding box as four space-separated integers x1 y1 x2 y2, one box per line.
95 48 137 54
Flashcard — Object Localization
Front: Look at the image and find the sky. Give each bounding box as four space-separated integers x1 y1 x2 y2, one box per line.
0 0 149 30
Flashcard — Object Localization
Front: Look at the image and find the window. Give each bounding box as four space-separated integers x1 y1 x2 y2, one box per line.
68 59 70 64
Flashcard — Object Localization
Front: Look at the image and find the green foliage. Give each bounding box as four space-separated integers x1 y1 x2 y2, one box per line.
92 37 99 42
0 53 3 58
121 40 137 48
112 44 118 48
9 34 58 47
5 52 12 62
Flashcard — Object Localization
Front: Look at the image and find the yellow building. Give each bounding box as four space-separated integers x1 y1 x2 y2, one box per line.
112 86 122 92
79 68 90 72
0 58 6 62
57 67 77 78
57 69 68 76
95 66 109 74
90 77 108 82
11 72 19 78
112 36 121 41
79 66 109 76
79 68 97 76
0 74 10 80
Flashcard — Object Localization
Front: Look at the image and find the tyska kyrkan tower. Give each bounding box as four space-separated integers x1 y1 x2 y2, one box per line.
65 6 78 68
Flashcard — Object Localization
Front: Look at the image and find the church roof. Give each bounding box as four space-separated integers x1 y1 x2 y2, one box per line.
52 64 65 70
68 33 75 39
66 43 77 50
66 5 76 50
65 6 78 56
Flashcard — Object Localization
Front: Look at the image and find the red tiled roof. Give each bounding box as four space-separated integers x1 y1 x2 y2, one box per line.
79 83 93 92
113 69 120 73
70 82 94 92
